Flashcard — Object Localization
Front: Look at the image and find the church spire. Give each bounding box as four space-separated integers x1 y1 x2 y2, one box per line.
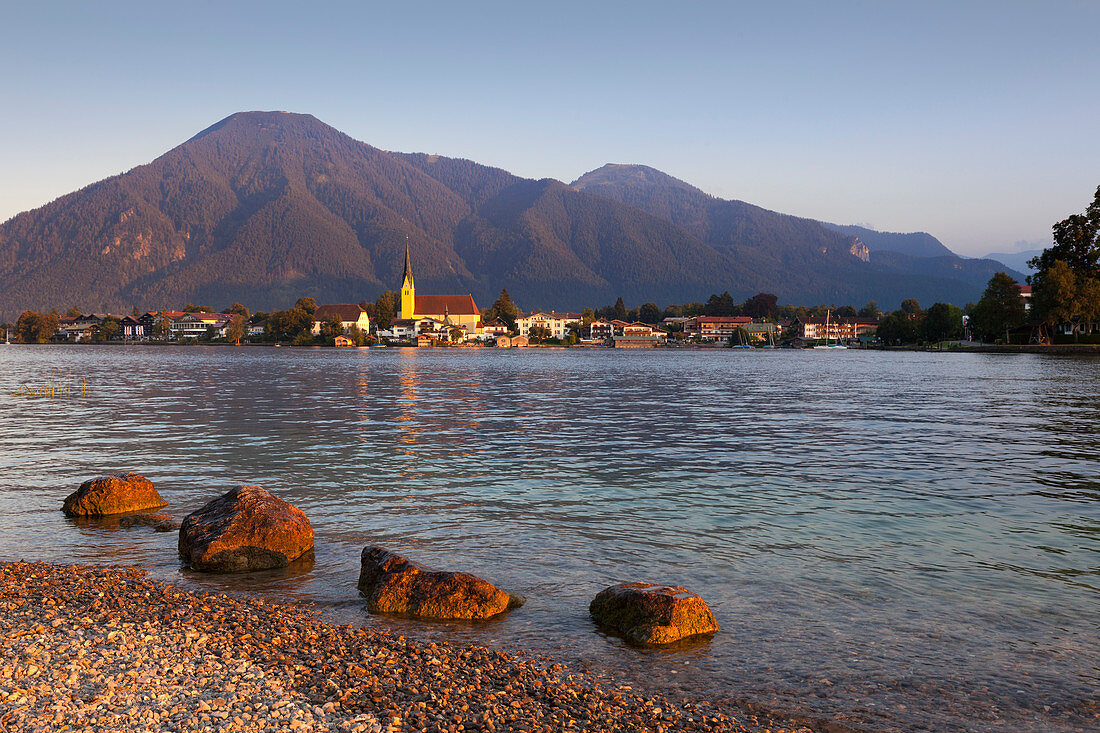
400 235 416 320
401 235 414 290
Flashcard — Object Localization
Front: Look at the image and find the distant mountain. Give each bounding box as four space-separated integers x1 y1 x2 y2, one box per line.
819 222 955 258
571 163 1019 307
981 249 1042 276
0 114 1023 317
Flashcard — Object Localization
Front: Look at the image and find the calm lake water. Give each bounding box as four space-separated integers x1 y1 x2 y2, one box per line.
0 345 1096 732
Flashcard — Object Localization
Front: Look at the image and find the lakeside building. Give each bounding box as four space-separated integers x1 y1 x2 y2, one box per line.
170 312 233 339
684 316 753 341
516 312 582 339
311 304 370 335
790 316 879 341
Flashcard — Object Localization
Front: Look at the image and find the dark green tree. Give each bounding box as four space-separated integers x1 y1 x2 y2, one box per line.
742 292 778 319
96 317 121 342
921 303 963 343
971 272 1026 343
225 302 250 318
319 314 344 339
1029 184 1100 280
373 291 397 331
858 301 880 318
611 296 627 321
485 289 520 330
900 298 923 317
705 291 736 316
183 303 213 313
638 302 661 324
15 311 60 343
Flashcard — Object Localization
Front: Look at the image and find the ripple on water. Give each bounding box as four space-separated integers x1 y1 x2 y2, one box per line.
0 345 1097 732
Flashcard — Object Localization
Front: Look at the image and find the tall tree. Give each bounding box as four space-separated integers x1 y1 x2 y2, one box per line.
225 302 250 318
971 272 1026 343
638 302 661 324
742 292 778 319
921 302 963 343
611 296 627 321
858 300 880 318
225 313 248 345
1029 184 1100 280
485 289 520 330
900 298 923 317
373 291 397 331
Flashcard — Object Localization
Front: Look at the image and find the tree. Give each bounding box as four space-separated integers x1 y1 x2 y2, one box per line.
225 303 250 318
485 289 520 330
858 301 880 318
347 324 367 346
266 307 312 341
704 291 736 316
65 306 82 318
319 315 343 340
15 311 60 343
183 303 213 313
875 311 915 346
373 291 397 331
225 314 248 345
131 305 141 317
835 304 858 318
921 303 963 343
97 317 121 342
637 302 661 324
1032 260 1100 342
611 296 627 321
294 297 318 317
449 327 464 343
900 298 923 317
971 272 1026 343
528 324 552 343
1029 184 1100 280
154 317 172 341
743 293 778 319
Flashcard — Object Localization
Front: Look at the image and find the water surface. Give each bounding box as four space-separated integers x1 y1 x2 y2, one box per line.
0 345 1096 732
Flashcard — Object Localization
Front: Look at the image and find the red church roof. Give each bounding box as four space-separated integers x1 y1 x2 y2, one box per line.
415 294 480 316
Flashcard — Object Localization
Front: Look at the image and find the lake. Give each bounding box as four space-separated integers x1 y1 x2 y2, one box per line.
0 345 1096 732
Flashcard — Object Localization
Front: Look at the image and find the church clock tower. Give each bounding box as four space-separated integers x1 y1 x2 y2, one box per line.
399 236 416 320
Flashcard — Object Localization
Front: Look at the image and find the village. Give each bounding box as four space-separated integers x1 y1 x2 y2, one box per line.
4 239 882 348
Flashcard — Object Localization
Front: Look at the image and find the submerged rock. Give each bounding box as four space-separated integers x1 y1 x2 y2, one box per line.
62 473 167 517
590 582 719 645
118 512 180 532
358 546 523 620
178 485 313 572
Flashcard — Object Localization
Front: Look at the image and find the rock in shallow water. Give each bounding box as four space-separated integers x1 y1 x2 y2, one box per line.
590 582 719 645
358 546 523 620
62 473 167 517
178 485 313 572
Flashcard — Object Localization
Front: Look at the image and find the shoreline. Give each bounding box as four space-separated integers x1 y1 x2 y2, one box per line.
0 561 827 733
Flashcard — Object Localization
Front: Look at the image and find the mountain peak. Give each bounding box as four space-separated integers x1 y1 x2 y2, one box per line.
186 110 330 143
571 163 707 197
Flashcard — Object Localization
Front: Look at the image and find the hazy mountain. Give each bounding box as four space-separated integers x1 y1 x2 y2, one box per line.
981 248 1042 275
0 113 1021 317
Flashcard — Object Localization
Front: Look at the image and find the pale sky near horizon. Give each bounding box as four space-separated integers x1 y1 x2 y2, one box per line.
1 1 1097 256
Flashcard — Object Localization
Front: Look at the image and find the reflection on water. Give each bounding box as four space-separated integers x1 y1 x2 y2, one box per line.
0 345 1097 733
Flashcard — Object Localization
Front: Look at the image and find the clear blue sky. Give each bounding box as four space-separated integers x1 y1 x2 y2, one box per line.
2 0 1097 256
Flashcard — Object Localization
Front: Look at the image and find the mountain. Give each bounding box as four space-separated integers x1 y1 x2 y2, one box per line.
818 222 955 258
0 113 1020 318
982 249 1042 275
571 164 1021 305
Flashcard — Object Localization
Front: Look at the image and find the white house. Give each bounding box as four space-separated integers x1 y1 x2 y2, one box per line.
311 304 370 335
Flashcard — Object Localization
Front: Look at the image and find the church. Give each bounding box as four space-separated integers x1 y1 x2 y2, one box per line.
394 237 483 337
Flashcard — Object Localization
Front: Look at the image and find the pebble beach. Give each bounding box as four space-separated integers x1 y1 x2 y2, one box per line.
0 562 817 733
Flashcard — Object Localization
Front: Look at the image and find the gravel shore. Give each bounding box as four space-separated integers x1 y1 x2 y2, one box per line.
0 561 815 733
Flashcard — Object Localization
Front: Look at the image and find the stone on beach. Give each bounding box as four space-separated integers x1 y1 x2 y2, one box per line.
590 582 720 645
62 472 167 516
358 546 523 620
178 485 314 572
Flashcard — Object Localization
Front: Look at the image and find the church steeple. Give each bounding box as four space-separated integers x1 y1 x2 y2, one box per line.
400 235 416 320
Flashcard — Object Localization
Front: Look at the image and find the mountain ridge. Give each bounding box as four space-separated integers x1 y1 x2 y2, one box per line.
0 113 1024 318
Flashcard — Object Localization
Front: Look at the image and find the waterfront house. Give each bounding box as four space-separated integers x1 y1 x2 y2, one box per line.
170 312 232 339
334 335 355 347
517 311 582 340
684 316 753 341
311 304 370 335
791 316 879 342
586 319 614 340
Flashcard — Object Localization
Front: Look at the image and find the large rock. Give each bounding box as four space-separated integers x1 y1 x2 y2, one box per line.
590 582 719 645
62 473 167 517
358 546 523 620
178 485 313 573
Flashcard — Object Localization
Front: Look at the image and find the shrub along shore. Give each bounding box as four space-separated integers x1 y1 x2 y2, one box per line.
0 562 820 733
